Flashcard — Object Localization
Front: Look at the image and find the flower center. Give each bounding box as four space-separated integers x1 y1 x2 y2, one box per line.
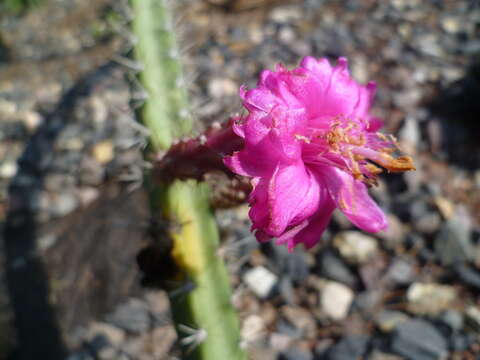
300 119 415 186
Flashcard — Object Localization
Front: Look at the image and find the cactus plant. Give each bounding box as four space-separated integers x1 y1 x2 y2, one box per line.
131 0 246 359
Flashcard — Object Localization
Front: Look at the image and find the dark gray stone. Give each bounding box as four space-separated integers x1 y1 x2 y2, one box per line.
438 310 464 332
449 332 473 352
453 263 480 290
326 335 370 360
269 244 309 283
391 319 448 360
278 347 313 360
434 209 473 266
317 250 358 288
106 299 150 334
385 258 416 286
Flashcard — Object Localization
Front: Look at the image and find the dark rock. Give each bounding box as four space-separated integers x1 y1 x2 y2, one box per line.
268 244 309 283
326 335 370 360
86 333 111 354
353 290 383 314
384 258 416 286
276 318 302 339
106 299 150 334
449 332 474 352
390 319 448 360
278 276 296 304
413 212 442 235
434 209 473 266
278 347 312 360
316 250 358 288
375 310 410 333
67 351 95 360
437 310 464 332
453 263 480 290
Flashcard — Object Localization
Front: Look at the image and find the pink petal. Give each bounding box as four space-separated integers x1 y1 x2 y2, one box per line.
265 162 320 236
367 116 384 132
242 86 279 113
248 177 270 231
276 187 335 251
283 57 369 119
318 165 388 232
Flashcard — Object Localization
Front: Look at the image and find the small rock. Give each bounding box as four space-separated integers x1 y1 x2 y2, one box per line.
77 187 100 207
441 17 461 34
438 310 464 332
249 347 277 360
449 332 474 352
106 298 150 334
22 110 43 133
391 319 448 360
377 215 405 250
320 281 354 321
241 314 265 344
276 318 302 339
434 208 473 266
326 335 370 360
37 233 57 251
50 192 78 217
278 277 296 304
271 245 309 283
0 161 18 179
269 332 292 351
333 231 378 265
453 263 480 290
281 306 316 339
368 350 404 360
375 310 410 333
413 212 441 235
150 326 177 358
317 250 358 288
243 266 278 299
278 347 312 360
384 258 416 286
96 346 118 360
393 88 422 108
92 140 114 165
87 322 125 346
144 291 171 327
353 290 383 314
465 306 480 332
399 116 420 153
433 197 454 220
208 77 238 98
407 283 457 315
269 5 302 23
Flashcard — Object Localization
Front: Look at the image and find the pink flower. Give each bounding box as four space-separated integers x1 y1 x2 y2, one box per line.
224 57 414 250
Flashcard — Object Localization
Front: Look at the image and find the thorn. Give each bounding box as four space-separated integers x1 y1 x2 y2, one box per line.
169 280 196 300
112 55 144 72
178 324 208 354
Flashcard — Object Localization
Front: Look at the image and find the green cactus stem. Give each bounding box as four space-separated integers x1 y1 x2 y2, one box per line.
131 0 246 359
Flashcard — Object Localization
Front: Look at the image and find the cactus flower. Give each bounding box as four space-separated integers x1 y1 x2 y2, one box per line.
224 57 414 250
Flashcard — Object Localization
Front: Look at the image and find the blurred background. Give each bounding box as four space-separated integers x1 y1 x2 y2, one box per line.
0 0 479 359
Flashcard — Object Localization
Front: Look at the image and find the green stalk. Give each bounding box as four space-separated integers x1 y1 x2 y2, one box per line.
131 1 246 359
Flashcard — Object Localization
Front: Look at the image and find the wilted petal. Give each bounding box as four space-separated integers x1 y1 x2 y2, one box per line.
318 165 388 232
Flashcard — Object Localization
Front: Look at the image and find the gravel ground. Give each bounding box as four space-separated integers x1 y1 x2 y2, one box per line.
1 0 480 359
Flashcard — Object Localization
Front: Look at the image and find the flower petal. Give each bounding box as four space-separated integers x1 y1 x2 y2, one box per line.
265 162 320 236
276 187 335 251
248 177 270 231
318 165 388 232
